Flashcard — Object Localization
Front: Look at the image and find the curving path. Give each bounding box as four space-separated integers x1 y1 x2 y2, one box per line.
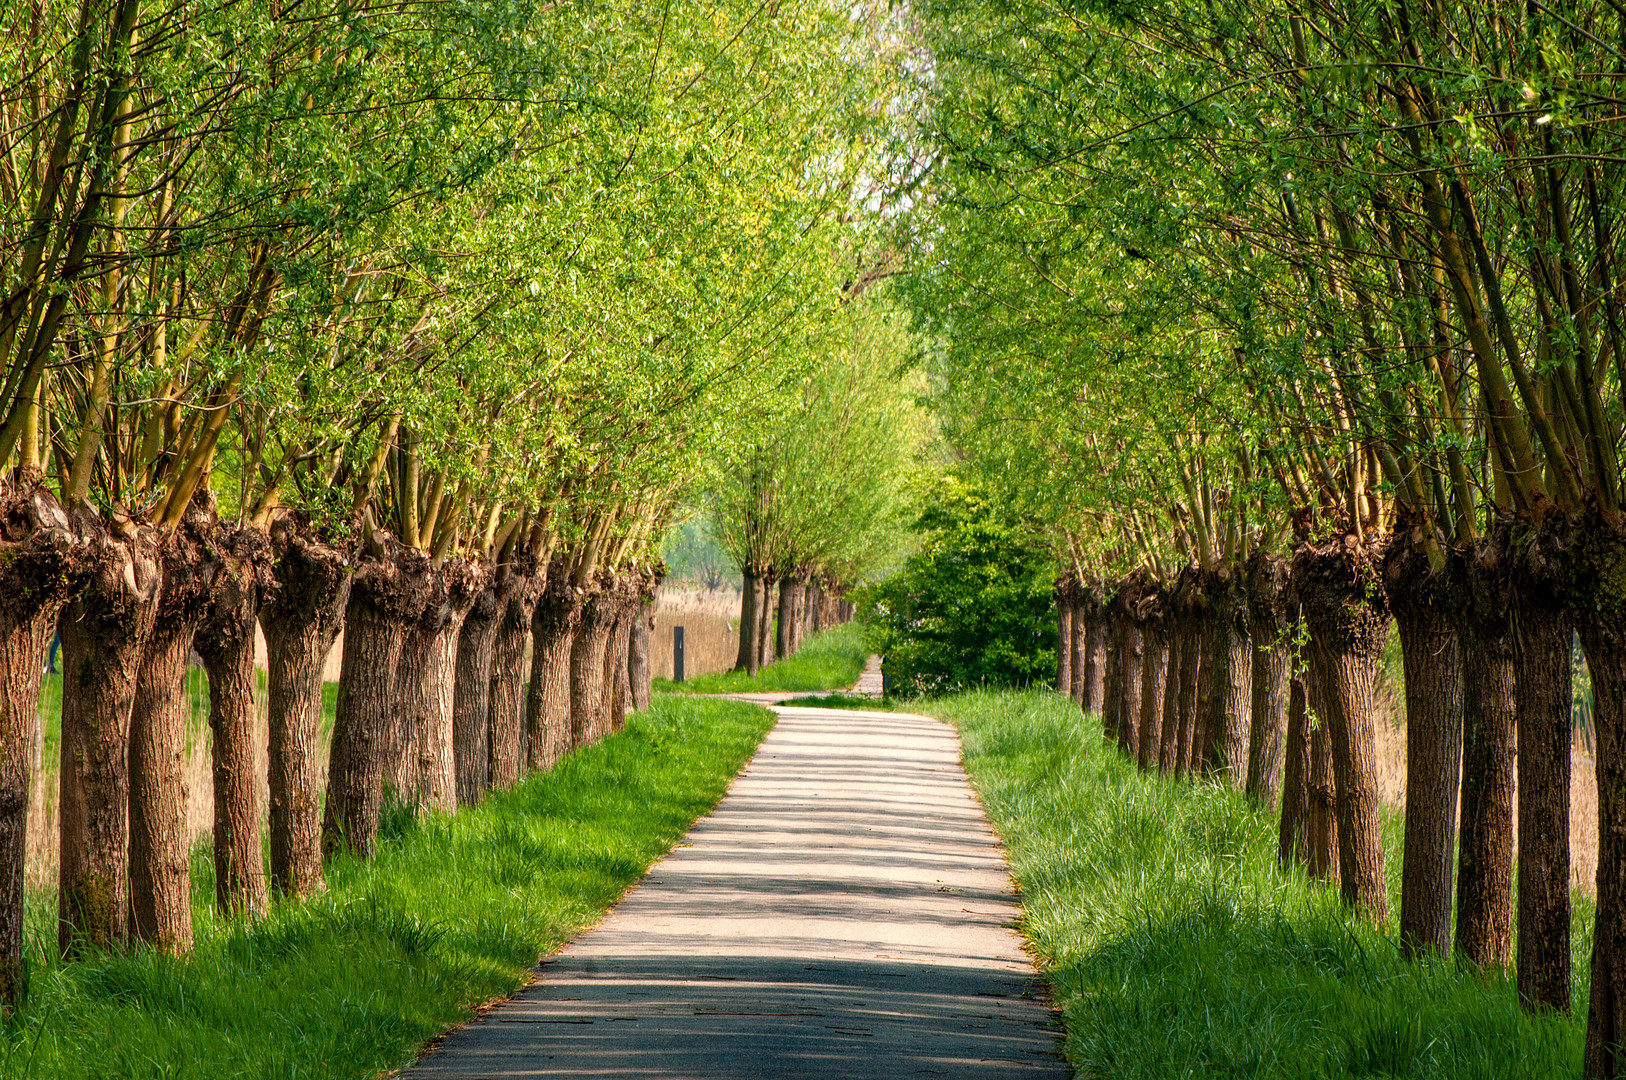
404 705 1070 1079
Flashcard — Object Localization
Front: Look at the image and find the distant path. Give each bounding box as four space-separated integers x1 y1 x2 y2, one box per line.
404 705 1070 1078
722 653 885 706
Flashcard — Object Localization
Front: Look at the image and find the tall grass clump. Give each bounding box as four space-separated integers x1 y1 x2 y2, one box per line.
931 688 1586 1079
3 696 774 1080
659 620 869 694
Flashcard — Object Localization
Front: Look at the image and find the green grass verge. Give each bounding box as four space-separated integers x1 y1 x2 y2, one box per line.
655 621 869 694
5 694 775 1080
930 688 1586 1079
777 692 898 711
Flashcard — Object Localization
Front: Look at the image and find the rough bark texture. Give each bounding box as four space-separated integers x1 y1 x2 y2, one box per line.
1278 674 1312 870
1111 587 1144 759
1137 604 1169 772
605 593 635 735
735 570 760 674
488 556 540 790
453 584 501 807
1101 606 1124 744
388 575 445 799
1079 584 1108 715
1386 541 1465 961
1454 548 1516 970
1201 569 1252 785
1174 584 1207 779
0 477 81 1003
58 517 160 956
610 596 635 733
528 570 581 771
1245 552 1293 809
130 506 219 954
571 577 619 747
1295 537 1389 922
324 539 431 859
1307 706 1340 884
755 573 774 671
1056 583 1074 697
195 524 271 918
259 514 351 899
628 598 653 712
776 577 804 660
414 560 483 815
1577 517 1626 1074
1509 528 1573 1014
1158 616 1185 776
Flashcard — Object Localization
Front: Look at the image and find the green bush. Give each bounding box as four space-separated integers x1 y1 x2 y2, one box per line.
855 485 1054 695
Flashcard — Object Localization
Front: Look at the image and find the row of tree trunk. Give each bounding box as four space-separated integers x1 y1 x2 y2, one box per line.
0 478 660 1004
1055 528 1582 1013
734 570 852 675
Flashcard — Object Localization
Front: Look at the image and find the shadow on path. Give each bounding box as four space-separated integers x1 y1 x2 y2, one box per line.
405 707 1070 1079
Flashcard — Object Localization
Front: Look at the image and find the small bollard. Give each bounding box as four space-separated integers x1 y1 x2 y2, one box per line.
674 625 685 683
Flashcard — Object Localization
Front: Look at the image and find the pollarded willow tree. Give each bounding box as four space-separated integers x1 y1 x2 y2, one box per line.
906 0 1626 1071
709 289 924 673
0 0 902 1008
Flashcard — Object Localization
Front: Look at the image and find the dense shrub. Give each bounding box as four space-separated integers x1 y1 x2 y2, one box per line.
856 485 1054 694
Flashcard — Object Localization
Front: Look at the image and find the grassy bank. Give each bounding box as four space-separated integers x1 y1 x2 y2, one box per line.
5 695 775 1080
655 620 869 694
931 688 1586 1079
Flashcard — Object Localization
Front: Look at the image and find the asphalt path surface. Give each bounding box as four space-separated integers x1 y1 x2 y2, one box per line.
404 705 1070 1079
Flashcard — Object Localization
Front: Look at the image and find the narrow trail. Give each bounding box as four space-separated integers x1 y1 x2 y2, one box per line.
404 704 1070 1078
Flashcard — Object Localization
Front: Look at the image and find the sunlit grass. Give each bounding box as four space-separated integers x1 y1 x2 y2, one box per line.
931 688 1587 1079
655 621 869 694
4 695 775 1080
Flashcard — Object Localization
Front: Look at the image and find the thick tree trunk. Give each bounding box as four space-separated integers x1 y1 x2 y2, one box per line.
528 571 580 771
1138 609 1169 772
260 515 351 899
1101 607 1124 744
571 583 618 747
58 520 160 956
1201 569 1252 785
1175 603 1206 779
1056 584 1074 696
414 561 482 815
196 526 270 918
1579 519 1626 1074
1386 542 1465 960
488 559 540 790
1278 674 1312 870
1158 613 1185 775
756 574 774 671
1295 538 1389 922
1307 707 1340 883
776 577 803 660
606 593 635 735
453 585 501 807
130 508 218 954
735 570 760 674
388 569 447 801
0 479 80 1004
1454 545 1515 970
1079 586 1107 714
1512 576 1573 1014
629 598 653 712
1116 618 1143 760
1245 553 1292 808
1070 594 1088 710
324 541 431 859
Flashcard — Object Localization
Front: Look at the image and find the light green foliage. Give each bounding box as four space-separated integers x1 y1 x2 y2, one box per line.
659 622 869 694
707 291 926 586
934 689 1588 1077
4 696 773 1080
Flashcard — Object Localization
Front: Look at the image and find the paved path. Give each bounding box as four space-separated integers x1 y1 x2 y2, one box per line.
405 706 1070 1079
